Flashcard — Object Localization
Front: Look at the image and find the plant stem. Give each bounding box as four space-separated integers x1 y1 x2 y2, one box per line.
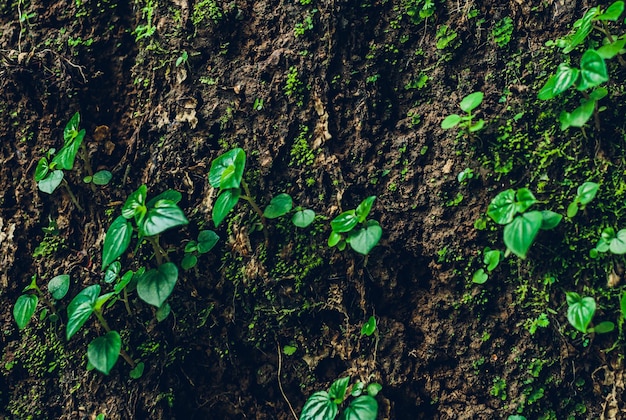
61 179 83 211
122 288 132 316
80 143 96 193
240 180 269 244
147 235 168 265
94 310 136 368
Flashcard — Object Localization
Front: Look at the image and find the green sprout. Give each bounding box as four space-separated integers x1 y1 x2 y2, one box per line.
300 376 380 420
182 230 219 270
441 92 485 139
567 181 599 218
566 292 614 334
13 274 69 330
328 196 382 255
486 188 562 259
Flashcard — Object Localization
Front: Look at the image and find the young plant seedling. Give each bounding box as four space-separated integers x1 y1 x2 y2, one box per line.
182 229 219 270
590 227 626 258
328 196 382 255
102 185 189 308
487 188 562 259
566 292 614 334
471 247 503 284
361 316 377 337
567 181 599 218
300 376 381 420
441 92 486 140
539 2 625 130
208 148 316 241
13 274 70 329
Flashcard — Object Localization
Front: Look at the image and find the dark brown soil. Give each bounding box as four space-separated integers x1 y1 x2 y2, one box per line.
1 0 625 419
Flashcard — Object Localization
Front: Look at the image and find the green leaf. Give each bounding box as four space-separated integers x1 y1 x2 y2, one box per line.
441 114 461 129
181 254 198 270
367 383 382 397
487 189 516 224
484 249 501 272
563 9 595 53
130 362 145 379
361 316 377 336
213 188 240 227
538 74 558 100
342 395 378 420
328 231 343 247
578 49 608 90
156 302 171 322
104 261 121 284
64 112 81 142
591 321 615 334
560 99 595 130
460 92 484 113
147 189 182 207
292 209 316 228
567 202 579 218
114 270 134 295
540 210 562 230
620 291 626 319
331 211 358 233
14 294 38 330
87 331 121 375
589 87 608 101
102 216 133 269
300 391 337 420
577 182 599 205
503 211 543 259
208 148 246 189
472 269 488 284
122 185 148 220
609 229 626 254
136 262 178 307
48 274 70 300
597 36 626 59
597 1 624 20
355 196 376 222
52 129 85 170
263 193 293 219
347 221 382 255
283 345 297 356
92 170 112 185
329 376 350 403
197 230 219 253
66 284 100 340
469 119 485 132
566 292 596 333
38 170 64 194
140 199 189 237
35 157 49 181
515 188 537 213
539 64 579 100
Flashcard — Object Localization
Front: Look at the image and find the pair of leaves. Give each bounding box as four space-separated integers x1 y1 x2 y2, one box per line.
331 196 377 233
441 92 484 130
102 186 188 269
83 170 112 186
566 292 615 334
361 316 377 337
594 227 626 255
487 188 537 225
558 2 624 53
13 274 70 330
182 230 220 270
210 149 246 226
329 197 381 255
300 376 379 420
264 193 317 228
472 248 502 284
538 50 608 100
567 181 599 217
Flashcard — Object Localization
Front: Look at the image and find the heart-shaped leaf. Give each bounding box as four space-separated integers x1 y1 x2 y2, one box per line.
130 362 145 379
343 395 378 420
197 230 219 253
503 211 543 259
487 189 516 224
263 193 293 219
579 49 608 89
181 254 198 270
208 148 246 189
566 292 596 333
347 221 382 255
515 188 537 213
140 199 189 237
91 170 112 185
67 285 100 340
609 229 626 254
38 170 64 194
147 189 183 207
137 262 178 307
560 99 595 130
104 261 121 284
361 316 377 336
122 185 147 220
331 211 358 233
577 181 599 205
292 209 315 228
300 391 337 420
102 216 133 269
329 376 350 403
63 112 81 142
87 331 121 375
35 157 49 181
14 294 39 330
484 249 501 272
540 210 562 230
472 269 489 284
52 130 85 170
48 274 70 300
213 188 241 227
